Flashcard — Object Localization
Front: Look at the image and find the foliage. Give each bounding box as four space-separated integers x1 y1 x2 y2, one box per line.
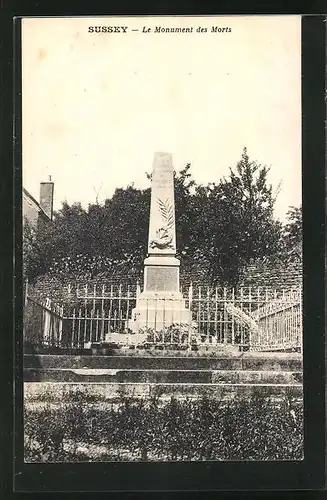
143 324 191 346
281 206 302 258
23 149 297 287
24 390 303 462
191 148 283 285
23 217 55 282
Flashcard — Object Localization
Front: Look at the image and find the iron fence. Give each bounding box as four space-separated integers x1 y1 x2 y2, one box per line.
23 282 302 352
24 296 63 348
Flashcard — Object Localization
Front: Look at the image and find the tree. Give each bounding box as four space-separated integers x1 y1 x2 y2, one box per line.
23 216 59 283
23 218 38 281
103 185 150 267
23 149 282 288
196 148 282 286
281 206 302 258
174 164 197 256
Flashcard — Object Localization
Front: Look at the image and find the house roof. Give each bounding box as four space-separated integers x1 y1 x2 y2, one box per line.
23 187 50 220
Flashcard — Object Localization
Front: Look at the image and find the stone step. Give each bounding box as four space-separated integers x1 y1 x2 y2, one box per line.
23 353 302 372
23 367 303 384
24 381 303 402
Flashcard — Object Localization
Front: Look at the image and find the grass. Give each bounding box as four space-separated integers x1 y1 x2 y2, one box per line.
24 389 303 462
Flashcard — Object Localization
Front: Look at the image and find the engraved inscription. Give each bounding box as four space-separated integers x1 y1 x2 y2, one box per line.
145 267 178 292
153 170 171 189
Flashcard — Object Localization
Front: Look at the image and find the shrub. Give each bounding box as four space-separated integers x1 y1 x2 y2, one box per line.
24 391 303 462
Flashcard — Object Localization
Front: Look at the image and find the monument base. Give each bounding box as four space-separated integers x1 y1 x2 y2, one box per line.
130 255 192 332
130 291 192 333
143 255 180 293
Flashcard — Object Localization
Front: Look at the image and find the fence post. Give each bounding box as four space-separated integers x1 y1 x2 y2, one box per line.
23 279 28 339
188 282 193 308
231 287 235 346
59 304 63 347
248 287 252 350
93 284 96 313
223 287 227 344
198 286 201 338
299 286 303 354
206 287 210 343
24 278 28 307
126 284 130 334
118 284 122 333
72 307 76 347
214 287 218 344
188 283 193 347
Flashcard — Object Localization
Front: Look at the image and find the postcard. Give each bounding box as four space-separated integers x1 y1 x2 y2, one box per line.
17 14 310 491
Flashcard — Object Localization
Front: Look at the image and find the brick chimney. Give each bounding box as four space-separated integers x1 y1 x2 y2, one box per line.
39 176 54 220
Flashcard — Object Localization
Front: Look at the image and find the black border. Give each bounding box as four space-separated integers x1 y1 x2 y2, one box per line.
4 11 326 494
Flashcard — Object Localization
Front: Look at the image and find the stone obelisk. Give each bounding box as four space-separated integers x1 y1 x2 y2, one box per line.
145 152 179 290
131 152 191 332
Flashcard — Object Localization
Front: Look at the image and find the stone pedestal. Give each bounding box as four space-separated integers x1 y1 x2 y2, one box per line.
131 292 192 332
131 255 192 332
144 255 180 292
130 152 192 333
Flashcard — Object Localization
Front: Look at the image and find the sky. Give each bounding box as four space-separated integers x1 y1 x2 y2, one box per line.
22 15 301 221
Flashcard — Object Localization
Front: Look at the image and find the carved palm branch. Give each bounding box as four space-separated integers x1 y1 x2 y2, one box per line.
157 198 174 229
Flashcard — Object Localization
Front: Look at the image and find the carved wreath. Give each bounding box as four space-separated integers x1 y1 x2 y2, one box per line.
149 198 174 250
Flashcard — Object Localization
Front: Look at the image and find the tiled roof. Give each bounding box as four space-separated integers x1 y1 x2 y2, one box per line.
23 187 50 220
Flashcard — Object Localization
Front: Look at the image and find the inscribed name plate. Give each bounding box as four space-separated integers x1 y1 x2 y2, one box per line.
145 267 179 292
148 152 177 255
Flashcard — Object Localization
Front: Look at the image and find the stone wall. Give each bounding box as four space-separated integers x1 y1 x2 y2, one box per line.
29 252 302 302
238 256 302 291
